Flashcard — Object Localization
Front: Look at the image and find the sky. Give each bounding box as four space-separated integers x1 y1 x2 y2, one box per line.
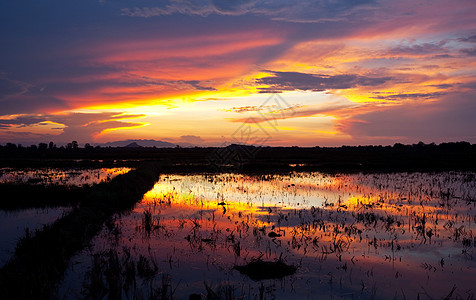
1 0 475 147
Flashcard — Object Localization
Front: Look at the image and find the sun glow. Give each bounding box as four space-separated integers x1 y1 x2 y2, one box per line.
96 122 150 136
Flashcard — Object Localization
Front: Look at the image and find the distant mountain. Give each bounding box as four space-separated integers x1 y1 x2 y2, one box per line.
101 139 177 148
123 142 143 148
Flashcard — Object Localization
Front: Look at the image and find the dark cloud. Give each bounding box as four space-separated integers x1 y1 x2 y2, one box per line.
266 0 380 23
121 0 380 23
0 95 70 115
370 92 446 101
0 115 47 127
0 75 45 101
461 48 476 56
256 71 391 93
179 80 216 91
461 81 476 90
428 84 453 89
431 54 454 59
257 90 283 94
122 0 258 17
388 42 447 56
211 0 256 15
92 76 217 92
121 5 214 18
458 35 476 43
0 78 28 98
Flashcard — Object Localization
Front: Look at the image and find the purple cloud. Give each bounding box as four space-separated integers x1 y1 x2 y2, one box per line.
256 71 391 93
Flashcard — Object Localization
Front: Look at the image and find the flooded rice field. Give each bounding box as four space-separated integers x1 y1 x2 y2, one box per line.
0 167 130 268
0 207 71 268
0 167 131 186
60 172 476 299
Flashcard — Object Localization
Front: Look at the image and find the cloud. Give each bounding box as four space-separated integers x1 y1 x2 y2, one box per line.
0 70 217 115
428 84 453 89
121 0 257 18
337 92 476 142
461 48 476 56
223 105 260 113
179 135 204 144
211 0 257 15
0 115 48 127
114 76 217 91
0 78 27 98
256 71 391 93
178 80 216 91
223 104 304 114
230 98 357 124
121 0 380 23
370 92 446 101
0 112 148 144
387 42 448 56
121 4 214 18
458 35 476 43
2 0 476 146
20 30 281 112
461 81 476 90
0 95 70 115
0 74 39 99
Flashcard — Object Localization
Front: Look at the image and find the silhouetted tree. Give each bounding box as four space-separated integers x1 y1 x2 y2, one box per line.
415 141 426 148
72 141 79 150
6 143 17 151
38 143 48 151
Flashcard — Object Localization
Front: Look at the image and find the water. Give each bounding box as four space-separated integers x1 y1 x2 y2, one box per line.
0 207 71 268
60 172 476 299
0 167 131 186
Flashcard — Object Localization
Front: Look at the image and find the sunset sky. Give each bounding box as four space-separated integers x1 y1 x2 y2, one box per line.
1 0 475 146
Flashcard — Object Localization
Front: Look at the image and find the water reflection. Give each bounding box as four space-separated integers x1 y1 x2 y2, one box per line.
61 172 476 299
0 167 131 186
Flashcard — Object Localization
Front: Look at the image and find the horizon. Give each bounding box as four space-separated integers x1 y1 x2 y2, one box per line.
1 139 474 149
1 1 476 146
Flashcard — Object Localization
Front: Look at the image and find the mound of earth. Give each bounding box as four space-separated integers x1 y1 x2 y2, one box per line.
233 259 297 280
